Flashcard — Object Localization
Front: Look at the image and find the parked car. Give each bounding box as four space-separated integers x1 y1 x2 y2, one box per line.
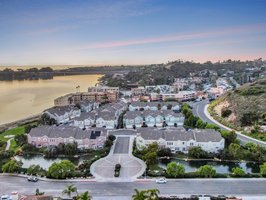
27 176 38 182
156 178 167 184
1 195 11 200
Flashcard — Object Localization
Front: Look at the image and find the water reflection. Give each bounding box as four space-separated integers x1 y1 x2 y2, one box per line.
0 74 102 125
160 158 260 174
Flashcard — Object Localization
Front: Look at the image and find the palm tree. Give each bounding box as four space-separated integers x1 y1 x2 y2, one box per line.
147 189 160 200
132 189 148 200
76 191 91 200
62 184 77 198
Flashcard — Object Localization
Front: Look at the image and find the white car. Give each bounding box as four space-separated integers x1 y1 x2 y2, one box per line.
156 178 167 184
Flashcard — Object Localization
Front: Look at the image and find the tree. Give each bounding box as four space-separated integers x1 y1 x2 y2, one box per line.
228 143 242 159
232 167 245 177
143 152 157 166
47 160 75 179
27 164 43 175
76 191 91 200
166 162 185 178
64 142 78 155
146 188 160 200
205 123 220 131
2 159 22 173
108 135 116 142
14 134 28 146
260 162 266 177
62 184 77 198
35 188 45 196
157 148 172 164
188 146 206 158
132 189 148 200
220 131 237 146
197 165 216 178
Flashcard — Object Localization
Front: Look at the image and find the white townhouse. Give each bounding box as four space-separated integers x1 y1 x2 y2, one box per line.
163 110 185 126
123 111 143 128
129 102 147 111
79 101 99 113
136 128 225 153
44 106 81 124
161 102 180 111
143 110 164 127
73 112 96 129
95 111 117 129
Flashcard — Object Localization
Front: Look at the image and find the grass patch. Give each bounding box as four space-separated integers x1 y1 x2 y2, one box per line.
0 122 37 151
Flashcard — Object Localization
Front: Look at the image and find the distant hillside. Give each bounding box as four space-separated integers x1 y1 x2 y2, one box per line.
212 78 266 127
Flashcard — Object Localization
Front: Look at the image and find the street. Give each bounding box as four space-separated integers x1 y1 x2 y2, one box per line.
191 100 266 146
0 176 266 198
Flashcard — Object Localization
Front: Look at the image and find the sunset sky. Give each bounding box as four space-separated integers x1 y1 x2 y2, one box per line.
0 0 266 66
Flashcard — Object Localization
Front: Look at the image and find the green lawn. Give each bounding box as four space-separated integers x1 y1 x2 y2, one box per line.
0 122 37 151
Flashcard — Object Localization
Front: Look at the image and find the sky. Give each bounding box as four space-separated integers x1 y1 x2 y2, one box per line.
0 0 266 66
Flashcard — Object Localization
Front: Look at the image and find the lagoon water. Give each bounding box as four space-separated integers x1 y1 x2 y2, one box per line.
0 74 102 125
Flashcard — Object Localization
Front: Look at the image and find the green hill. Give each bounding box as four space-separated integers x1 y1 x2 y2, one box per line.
210 78 266 128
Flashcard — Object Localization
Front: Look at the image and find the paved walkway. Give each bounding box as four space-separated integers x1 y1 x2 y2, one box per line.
5 138 13 150
90 135 146 182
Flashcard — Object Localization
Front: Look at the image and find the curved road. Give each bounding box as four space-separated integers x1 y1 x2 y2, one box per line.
192 100 266 147
0 176 265 199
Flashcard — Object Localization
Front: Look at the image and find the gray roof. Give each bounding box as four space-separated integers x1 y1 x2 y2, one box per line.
74 112 96 121
45 106 73 116
130 102 147 107
124 111 143 120
143 110 163 117
162 110 184 118
28 125 106 139
193 129 223 142
97 111 116 120
137 127 222 143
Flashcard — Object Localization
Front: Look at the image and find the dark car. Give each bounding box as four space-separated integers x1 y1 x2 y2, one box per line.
27 176 38 182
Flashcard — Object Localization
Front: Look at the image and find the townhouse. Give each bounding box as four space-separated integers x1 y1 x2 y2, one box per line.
129 102 180 112
136 127 225 153
123 110 184 128
44 106 81 124
27 126 107 149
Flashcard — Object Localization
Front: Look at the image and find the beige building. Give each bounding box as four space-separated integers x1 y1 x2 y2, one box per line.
54 91 118 107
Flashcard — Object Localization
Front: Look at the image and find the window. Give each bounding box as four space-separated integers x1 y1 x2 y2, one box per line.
167 142 173 145
190 143 193 146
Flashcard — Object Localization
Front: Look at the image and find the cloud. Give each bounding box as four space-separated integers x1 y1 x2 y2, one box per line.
69 23 266 50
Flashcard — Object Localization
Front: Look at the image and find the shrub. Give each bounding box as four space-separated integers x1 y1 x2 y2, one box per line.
197 165 216 178
231 167 245 177
260 162 266 177
188 147 207 159
221 109 232 118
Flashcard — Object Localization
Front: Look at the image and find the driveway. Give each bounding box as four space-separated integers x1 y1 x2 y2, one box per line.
114 137 130 154
90 135 146 182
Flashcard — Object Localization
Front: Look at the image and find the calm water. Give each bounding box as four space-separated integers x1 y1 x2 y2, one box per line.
15 154 91 170
0 74 102 125
160 158 260 174
16 155 260 173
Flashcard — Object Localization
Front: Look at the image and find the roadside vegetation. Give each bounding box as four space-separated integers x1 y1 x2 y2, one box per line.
208 78 266 141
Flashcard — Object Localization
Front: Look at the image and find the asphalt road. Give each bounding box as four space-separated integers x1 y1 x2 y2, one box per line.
0 176 265 198
113 137 130 154
191 100 266 146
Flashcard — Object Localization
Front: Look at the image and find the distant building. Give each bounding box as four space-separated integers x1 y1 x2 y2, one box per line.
54 91 118 107
136 128 225 153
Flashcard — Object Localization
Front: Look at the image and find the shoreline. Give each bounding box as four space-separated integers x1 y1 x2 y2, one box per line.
0 114 40 133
